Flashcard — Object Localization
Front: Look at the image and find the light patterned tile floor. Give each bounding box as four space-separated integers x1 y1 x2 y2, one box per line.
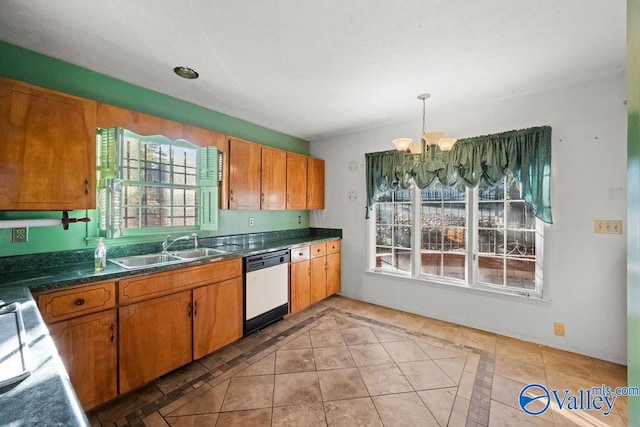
88 296 628 426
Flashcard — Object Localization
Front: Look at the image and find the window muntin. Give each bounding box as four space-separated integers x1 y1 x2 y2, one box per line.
374 188 412 273
371 172 541 296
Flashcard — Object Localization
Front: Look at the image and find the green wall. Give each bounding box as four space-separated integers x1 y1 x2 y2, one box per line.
0 42 311 256
629 0 640 421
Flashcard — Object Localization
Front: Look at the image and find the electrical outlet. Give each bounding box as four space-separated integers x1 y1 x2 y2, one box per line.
594 219 623 234
249 217 255 227
297 215 302 224
12 227 28 243
553 322 565 337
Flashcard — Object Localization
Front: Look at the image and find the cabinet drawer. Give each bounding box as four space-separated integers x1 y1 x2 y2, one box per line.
327 240 341 254
38 282 116 324
119 258 242 305
310 242 326 259
290 245 310 263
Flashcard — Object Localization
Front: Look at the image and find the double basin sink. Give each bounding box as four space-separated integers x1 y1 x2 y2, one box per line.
110 246 238 270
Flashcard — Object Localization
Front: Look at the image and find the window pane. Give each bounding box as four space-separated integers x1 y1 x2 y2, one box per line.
507 201 535 229
478 179 505 200
479 229 503 255
376 225 392 246
395 204 412 225
478 202 504 228
478 256 504 285
420 252 441 276
506 258 535 290
394 226 412 248
421 224 441 251
443 253 465 280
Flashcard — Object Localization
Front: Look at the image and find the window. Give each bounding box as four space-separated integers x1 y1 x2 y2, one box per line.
370 172 542 297
97 127 219 238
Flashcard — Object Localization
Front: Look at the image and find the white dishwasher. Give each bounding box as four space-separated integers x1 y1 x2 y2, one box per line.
244 249 289 335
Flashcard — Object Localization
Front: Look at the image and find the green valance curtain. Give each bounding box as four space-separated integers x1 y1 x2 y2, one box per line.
365 125 553 223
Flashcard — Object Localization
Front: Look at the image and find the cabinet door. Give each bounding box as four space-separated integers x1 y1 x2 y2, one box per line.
261 146 287 210
326 252 341 296
119 291 192 393
229 138 261 209
193 277 243 359
48 310 117 410
310 257 327 304
286 153 307 209
0 78 96 210
307 157 325 210
290 259 311 314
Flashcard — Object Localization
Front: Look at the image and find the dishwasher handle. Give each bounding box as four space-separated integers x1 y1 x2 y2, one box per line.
245 249 290 272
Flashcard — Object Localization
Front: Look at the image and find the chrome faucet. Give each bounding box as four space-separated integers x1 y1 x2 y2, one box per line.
162 234 198 253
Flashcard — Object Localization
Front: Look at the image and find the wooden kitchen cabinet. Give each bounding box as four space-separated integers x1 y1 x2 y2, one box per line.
48 309 117 410
0 77 96 210
286 153 308 210
229 137 262 209
290 240 340 311
290 245 311 314
193 277 243 359
307 157 325 209
119 290 193 394
37 281 117 410
261 146 287 210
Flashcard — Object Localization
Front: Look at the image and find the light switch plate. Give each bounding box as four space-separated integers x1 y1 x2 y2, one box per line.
594 219 623 234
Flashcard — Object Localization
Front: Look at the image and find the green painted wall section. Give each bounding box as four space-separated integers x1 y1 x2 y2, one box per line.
629 0 640 421
0 42 312 257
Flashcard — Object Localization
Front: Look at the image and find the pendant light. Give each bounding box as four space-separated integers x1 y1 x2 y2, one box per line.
394 93 456 154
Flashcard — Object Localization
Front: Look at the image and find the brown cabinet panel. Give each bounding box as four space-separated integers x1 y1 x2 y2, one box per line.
261 146 287 210
229 138 262 209
327 240 341 254
0 77 96 210
193 277 243 359
119 258 242 304
38 282 116 324
310 257 328 304
286 153 307 209
326 252 341 296
307 157 325 210
119 291 193 393
48 309 117 410
290 245 310 263
290 259 311 314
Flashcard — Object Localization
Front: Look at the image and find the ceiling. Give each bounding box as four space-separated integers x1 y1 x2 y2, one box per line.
0 1 626 141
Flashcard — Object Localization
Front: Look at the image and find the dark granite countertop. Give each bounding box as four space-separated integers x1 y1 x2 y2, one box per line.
0 234 341 293
0 287 89 427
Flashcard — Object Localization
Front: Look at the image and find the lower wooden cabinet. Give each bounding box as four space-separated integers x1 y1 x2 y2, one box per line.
118 291 193 394
37 281 117 410
47 309 117 410
290 240 341 314
193 277 243 359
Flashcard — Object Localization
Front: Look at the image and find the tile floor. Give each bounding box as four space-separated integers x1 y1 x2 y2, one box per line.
88 296 629 426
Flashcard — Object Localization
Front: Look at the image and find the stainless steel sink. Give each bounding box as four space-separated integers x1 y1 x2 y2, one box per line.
170 247 226 260
110 253 184 269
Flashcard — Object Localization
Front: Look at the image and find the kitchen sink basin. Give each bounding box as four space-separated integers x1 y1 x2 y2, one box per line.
110 253 184 269
169 247 227 259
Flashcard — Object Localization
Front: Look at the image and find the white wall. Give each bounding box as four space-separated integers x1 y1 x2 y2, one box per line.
310 74 628 364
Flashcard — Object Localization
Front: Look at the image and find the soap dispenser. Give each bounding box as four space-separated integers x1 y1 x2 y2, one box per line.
94 238 107 271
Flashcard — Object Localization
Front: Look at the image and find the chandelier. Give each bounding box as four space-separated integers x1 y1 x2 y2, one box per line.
392 93 456 154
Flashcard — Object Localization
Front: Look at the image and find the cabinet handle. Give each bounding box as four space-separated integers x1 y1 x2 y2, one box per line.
194 301 198 316
75 298 85 306
298 252 304 256
261 193 264 203
84 179 89 196
110 323 115 342
188 302 192 317
286 194 290 202
308 267 311 275
325 262 328 270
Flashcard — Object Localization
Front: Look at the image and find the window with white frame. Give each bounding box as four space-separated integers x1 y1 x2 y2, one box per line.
97 127 220 238
370 172 542 296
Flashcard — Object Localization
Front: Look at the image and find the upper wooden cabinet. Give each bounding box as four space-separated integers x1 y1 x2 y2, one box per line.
286 153 308 210
261 146 287 210
0 77 96 210
229 138 262 209
307 157 325 209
